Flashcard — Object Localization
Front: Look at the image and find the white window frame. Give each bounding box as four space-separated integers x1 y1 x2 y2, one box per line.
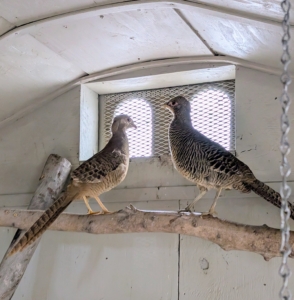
79 64 236 161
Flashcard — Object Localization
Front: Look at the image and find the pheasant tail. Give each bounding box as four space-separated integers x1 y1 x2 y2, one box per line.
248 179 294 220
9 190 77 256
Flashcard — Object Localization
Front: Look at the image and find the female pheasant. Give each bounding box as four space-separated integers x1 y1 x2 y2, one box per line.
10 114 136 255
164 95 294 219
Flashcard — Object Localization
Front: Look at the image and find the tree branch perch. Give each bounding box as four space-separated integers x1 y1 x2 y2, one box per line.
0 154 71 300
0 205 293 261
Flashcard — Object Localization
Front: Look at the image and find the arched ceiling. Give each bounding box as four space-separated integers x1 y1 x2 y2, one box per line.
0 0 293 128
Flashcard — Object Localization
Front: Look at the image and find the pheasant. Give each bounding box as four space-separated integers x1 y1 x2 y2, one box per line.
164 95 294 219
10 114 136 255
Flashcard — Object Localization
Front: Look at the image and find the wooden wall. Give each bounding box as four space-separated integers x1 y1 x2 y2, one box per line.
0 67 293 300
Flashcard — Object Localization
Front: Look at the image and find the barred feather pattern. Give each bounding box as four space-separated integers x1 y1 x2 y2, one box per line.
166 95 294 219
248 179 294 219
9 115 134 256
9 190 78 256
169 119 254 192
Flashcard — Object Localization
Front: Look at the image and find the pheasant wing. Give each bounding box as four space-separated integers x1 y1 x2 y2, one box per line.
72 149 127 183
200 139 252 178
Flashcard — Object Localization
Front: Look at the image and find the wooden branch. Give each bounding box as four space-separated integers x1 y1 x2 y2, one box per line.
0 205 292 262
0 154 71 300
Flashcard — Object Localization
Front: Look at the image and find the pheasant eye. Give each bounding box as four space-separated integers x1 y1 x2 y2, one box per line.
172 101 176 106
127 118 130 122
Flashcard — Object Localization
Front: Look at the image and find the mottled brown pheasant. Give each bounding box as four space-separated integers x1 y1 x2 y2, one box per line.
164 96 294 218
10 115 136 255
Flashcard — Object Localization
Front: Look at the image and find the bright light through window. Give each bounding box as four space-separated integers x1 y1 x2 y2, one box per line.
114 98 152 157
191 89 232 150
103 80 235 157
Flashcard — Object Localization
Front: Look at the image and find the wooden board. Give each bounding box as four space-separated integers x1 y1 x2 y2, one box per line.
9 201 179 300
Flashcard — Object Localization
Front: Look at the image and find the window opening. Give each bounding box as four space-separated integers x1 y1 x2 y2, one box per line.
100 80 235 158
114 98 152 157
191 88 233 150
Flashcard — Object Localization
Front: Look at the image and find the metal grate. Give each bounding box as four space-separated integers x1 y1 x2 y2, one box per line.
100 80 235 157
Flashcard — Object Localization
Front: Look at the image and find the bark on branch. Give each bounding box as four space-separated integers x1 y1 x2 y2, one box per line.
0 205 292 261
0 154 71 300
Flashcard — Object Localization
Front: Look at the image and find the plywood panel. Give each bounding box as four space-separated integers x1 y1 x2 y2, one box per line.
180 235 294 300
190 0 294 23
181 9 294 71
0 0 122 26
7 201 179 300
179 197 294 300
0 87 80 195
31 8 212 73
0 34 84 122
0 16 14 36
235 67 294 181
1 0 293 27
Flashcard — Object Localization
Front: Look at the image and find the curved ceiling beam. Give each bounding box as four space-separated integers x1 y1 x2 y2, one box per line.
0 0 291 42
79 55 283 84
0 55 285 130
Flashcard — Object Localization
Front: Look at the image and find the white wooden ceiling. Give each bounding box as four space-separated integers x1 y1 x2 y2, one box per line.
0 0 293 126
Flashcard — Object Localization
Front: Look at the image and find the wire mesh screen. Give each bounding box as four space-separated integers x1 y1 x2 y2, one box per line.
100 80 235 157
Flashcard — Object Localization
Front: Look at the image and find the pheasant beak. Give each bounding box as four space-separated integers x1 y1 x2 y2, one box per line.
162 101 170 109
131 121 137 129
163 101 174 113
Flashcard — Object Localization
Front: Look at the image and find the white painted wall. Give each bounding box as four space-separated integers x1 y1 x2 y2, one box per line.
0 87 80 197
0 66 293 299
79 85 98 161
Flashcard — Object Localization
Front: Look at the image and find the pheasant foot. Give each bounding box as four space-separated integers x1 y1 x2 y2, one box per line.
178 207 192 213
201 209 218 217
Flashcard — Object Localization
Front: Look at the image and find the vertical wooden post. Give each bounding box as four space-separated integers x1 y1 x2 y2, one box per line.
0 154 71 300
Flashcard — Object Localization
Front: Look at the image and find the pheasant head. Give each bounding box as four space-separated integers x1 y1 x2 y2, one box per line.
163 96 191 123
112 114 137 133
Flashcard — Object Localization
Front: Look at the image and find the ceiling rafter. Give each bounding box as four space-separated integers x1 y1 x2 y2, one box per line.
0 0 291 130
0 55 285 130
0 0 292 42
173 8 217 56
